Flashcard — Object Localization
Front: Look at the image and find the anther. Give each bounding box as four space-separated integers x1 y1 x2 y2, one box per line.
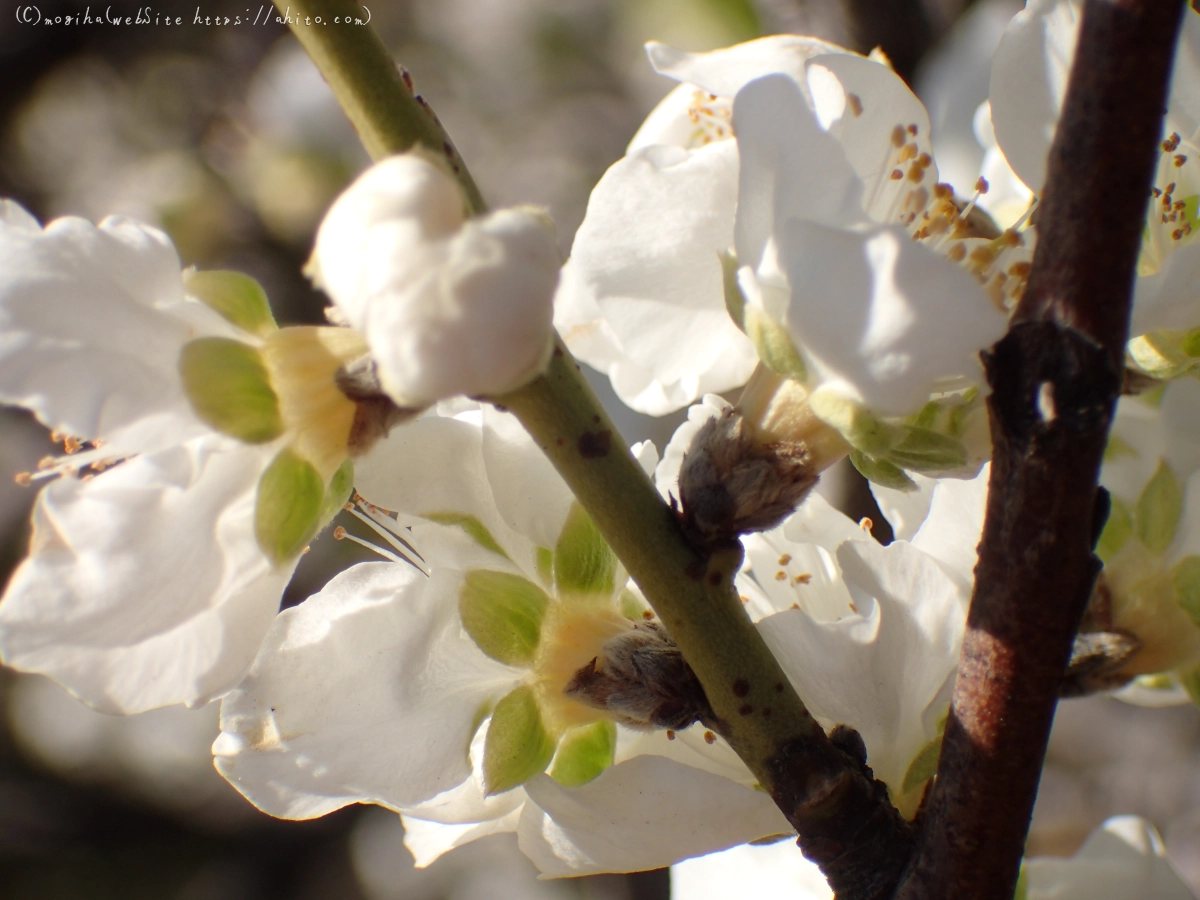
847 93 863 117
975 176 990 194
891 125 906 148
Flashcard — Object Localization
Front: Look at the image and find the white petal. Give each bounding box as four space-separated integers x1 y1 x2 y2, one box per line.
671 839 833 900
352 415 533 572
311 154 465 329
806 54 935 219
559 141 755 412
780 221 1006 415
0 207 217 451
646 36 848 100
480 406 575 552
402 808 523 868
215 562 521 818
1131 242 1200 336
910 464 991 589
732 74 864 271
314 155 560 406
627 83 711 152
0 436 289 713
517 756 791 876
757 538 965 795
1024 816 1196 900
989 0 1079 195
870 473 937 543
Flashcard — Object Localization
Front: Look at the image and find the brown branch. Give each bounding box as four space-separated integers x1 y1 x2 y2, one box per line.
839 0 937 85
894 2 1186 899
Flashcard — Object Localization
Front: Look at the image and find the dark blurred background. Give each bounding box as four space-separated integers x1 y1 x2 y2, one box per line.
7 0 1200 897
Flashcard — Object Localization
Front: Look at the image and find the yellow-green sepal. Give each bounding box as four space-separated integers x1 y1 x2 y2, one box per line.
255 447 326 565
1135 461 1183 553
179 337 284 444
720 250 807 381
320 459 354 526
809 392 896 458
1172 556 1200 628
1096 497 1134 563
554 502 617 600
459 570 549 667
885 427 968 475
849 450 917 492
185 269 278 338
550 721 616 787
483 685 557 795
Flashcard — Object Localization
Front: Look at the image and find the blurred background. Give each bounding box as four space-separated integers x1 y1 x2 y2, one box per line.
4 0 1200 897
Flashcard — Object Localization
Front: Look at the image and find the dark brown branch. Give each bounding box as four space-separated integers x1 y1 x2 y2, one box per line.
894 2 1186 899
839 0 937 85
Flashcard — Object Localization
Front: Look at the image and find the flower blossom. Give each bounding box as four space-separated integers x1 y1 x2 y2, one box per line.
309 152 562 408
990 1 1200 354
0 152 558 714
557 37 1024 425
0 200 381 713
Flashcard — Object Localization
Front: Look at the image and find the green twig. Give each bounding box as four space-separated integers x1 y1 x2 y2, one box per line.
272 0 486 212
285 7 914 894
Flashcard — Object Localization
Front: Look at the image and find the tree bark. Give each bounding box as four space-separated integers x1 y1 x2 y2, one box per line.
895 2 1186 898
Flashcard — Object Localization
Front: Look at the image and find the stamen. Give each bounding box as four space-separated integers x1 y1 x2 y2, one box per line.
333 524 416 567
345 501 427 571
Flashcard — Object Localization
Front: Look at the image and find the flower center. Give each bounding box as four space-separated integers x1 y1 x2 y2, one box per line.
1141 129 1200 277
684 89 734 148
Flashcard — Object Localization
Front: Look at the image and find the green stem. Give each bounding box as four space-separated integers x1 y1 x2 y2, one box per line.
495 344 828 773
285 10 914 892
272 0 486 213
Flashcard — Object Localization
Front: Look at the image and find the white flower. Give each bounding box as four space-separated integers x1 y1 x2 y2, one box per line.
310 153 562 408
0 200 394 713
670 816 1197 900
558 37 1019 418
658 399 987 817
214 407 791 876
990 1 1200 338
1087 379 1200 693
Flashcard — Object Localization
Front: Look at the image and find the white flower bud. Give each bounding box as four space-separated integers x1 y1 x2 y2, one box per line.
312 153 561 407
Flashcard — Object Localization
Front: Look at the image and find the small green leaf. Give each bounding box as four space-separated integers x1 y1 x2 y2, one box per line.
719 250 745 333
1095 497 1133 563
459 570 549 666
1135 460 1183 552
1172 556 1200 628
179 338 283 444
423 511 509 559
536 547 554 586
745 306 807 381
550 721 616 787
483 685 557 795
809 392 896 457
849 450 917 492
901 718 946 794
185 270 278 338
554 502 617 599
320 459 354 526
255 447 325 565
885 427 967 475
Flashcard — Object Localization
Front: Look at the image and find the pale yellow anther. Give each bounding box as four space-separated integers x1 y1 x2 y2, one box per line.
891 125 906 148
948 243 967 263
898 143 918 163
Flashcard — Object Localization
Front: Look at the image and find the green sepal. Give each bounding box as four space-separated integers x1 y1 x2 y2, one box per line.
1012 863 1029 900
901 716 946 795
1172 556 1200 629
1103 433 1138 464
1177 666 1200 709
849 450 917 492
320 459 354 526
1095 497 1133 564
423 511 509 559
1135 460 1183 553
719 250 745 333
255 447 326 565
619 588 650 621
1128 331 1200 381
483 685 557 795
554 502 617 599
809 392 895 457
185 270 278 338
459 570 549 666
536 547 554 587
885 427 967 475
179 337 284 444
745 306 807 381
550 721 616 787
